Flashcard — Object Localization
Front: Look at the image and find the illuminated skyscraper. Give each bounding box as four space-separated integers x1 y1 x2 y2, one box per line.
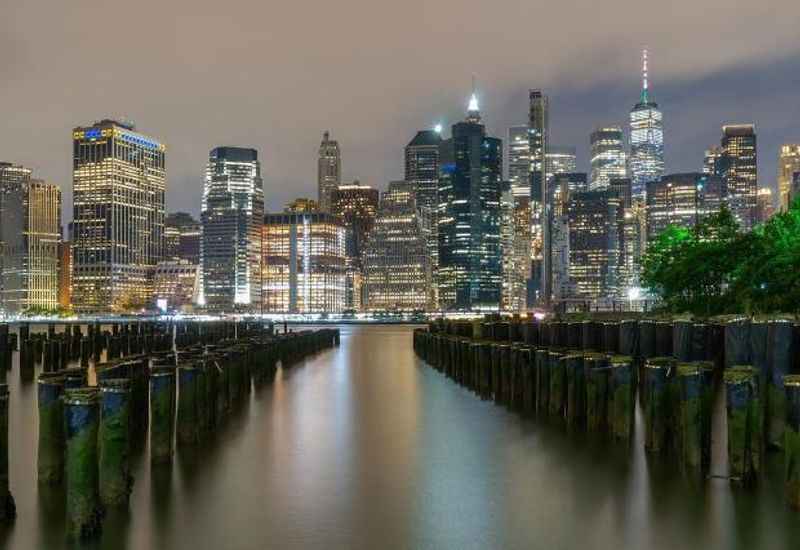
528 90 549 305
363 181 430 311
567 190 623 301
318 131 341 211
703 146 723 175
405 129 441 303
629 49 664 204
718 124 757 231
200 147 264 311
507 125 531 198
437 91 503 312
545 146 577 186
165 212 200 264
778 144 800 211
756 188 774 224
0 164 61 313
262 208 346 313
590 126 627 191
331 181 379 311
645 173 726 241
72 120 165 312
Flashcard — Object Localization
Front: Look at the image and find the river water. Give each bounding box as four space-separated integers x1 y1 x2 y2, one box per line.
1 324 798 549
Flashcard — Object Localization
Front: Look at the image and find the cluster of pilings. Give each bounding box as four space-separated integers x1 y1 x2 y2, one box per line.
0 320 339 538
413 315 800 507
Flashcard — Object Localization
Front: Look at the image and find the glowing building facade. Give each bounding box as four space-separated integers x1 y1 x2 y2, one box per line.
528 90 549 305
590 127 627 191
165 212 200 264
72 120 165 312
200 147 264 312
363 181 430 311
629 50 664 204
645 172 726 242
318 131 341 212
0 164 62 313
153 260 199 311
331 181 379 311
778 144 800 211
507 125 531 198
718 125 757 231
262 209 346 313
437 93 503 312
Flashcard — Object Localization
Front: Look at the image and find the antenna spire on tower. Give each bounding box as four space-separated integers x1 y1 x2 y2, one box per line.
641 48 649 102
466 73 481 122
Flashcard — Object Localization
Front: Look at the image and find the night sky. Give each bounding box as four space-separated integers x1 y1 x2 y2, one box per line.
2 0 798 220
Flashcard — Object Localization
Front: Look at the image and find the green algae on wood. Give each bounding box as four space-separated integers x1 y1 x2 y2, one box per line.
99 379 132 506
0 384 15 522
784 375 800 509
64 388 103 538
38 373 65 484
724 366 763 485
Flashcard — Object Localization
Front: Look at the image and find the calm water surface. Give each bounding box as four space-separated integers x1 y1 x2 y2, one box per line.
1 325 799 549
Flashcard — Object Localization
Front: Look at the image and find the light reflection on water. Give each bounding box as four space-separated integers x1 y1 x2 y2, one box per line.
1 324 799 549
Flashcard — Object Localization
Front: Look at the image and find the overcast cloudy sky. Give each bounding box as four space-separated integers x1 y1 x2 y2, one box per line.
1 0 798 219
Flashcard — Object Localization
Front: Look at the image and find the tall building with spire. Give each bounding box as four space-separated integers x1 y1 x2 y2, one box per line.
528 89 549 306
629 49 664 204
317 131 341 211
437 88 503 312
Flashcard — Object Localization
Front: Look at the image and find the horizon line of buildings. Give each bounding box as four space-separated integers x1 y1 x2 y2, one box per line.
1 53 799 316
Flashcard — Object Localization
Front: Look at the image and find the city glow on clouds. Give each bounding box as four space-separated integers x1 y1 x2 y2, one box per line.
0 0 798 217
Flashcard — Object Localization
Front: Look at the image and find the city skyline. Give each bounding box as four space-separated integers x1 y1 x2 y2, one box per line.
2 2 798 218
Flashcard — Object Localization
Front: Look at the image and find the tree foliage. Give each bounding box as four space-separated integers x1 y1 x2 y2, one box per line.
642 201 800 316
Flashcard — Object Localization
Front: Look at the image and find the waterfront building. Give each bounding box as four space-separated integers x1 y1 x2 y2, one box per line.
645 172 726 242
331 181 379 311
262 208 346 313
528 90 549 305
777 144 800 211
405 129 442 306
165 212 200 264
567 190 623 301
200 146 264 312
590 126 627 191
629 50 664 204
0 164 61 313
318 131 341 212
718 124 757 231
437 91 503 312
363 181 430 311
153 259 199 311
72 119 165 312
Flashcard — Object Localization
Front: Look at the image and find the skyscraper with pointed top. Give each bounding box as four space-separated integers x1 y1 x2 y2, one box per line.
318 131 341 211
629 49 664 204
437 88 502 312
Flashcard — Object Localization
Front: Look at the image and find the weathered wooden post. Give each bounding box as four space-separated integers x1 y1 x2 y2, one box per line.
150 365 176 463
673 319 693 362
609 356 634 443
585 353 610 434
643 357 675 453
0 384 14 523
38 373 65 484
675 364 704 478
784 375 800 509
99 379 132 506
549 351 567 419
535 349 550 415
724 366 763 485
64 388 102 538
177 362 202 445
565 353 586 429
767 319 795 448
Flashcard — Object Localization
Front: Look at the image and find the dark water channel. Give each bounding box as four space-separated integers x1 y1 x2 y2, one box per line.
1 324 799 549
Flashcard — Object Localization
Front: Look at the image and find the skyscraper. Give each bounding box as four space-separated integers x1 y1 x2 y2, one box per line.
590 126 627 190
200 147 264 311
778 144 800 211
703 146 723 175
164 212 201 264
331 181 379 311
363 181 430 311
646 172 726 241
629 49 664 204
405 129 441 303
437 91 503 312
507 125 531 198
318 131 341 211
718 124 757 231
567 190 623 302
545 146 577 186
528 90 549 305
72 119 165 312
0 164 61 313
262 207 346 313
756 187 774 224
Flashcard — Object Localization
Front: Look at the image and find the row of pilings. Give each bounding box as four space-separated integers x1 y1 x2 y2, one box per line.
0 320 340 539
413 316 800 509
